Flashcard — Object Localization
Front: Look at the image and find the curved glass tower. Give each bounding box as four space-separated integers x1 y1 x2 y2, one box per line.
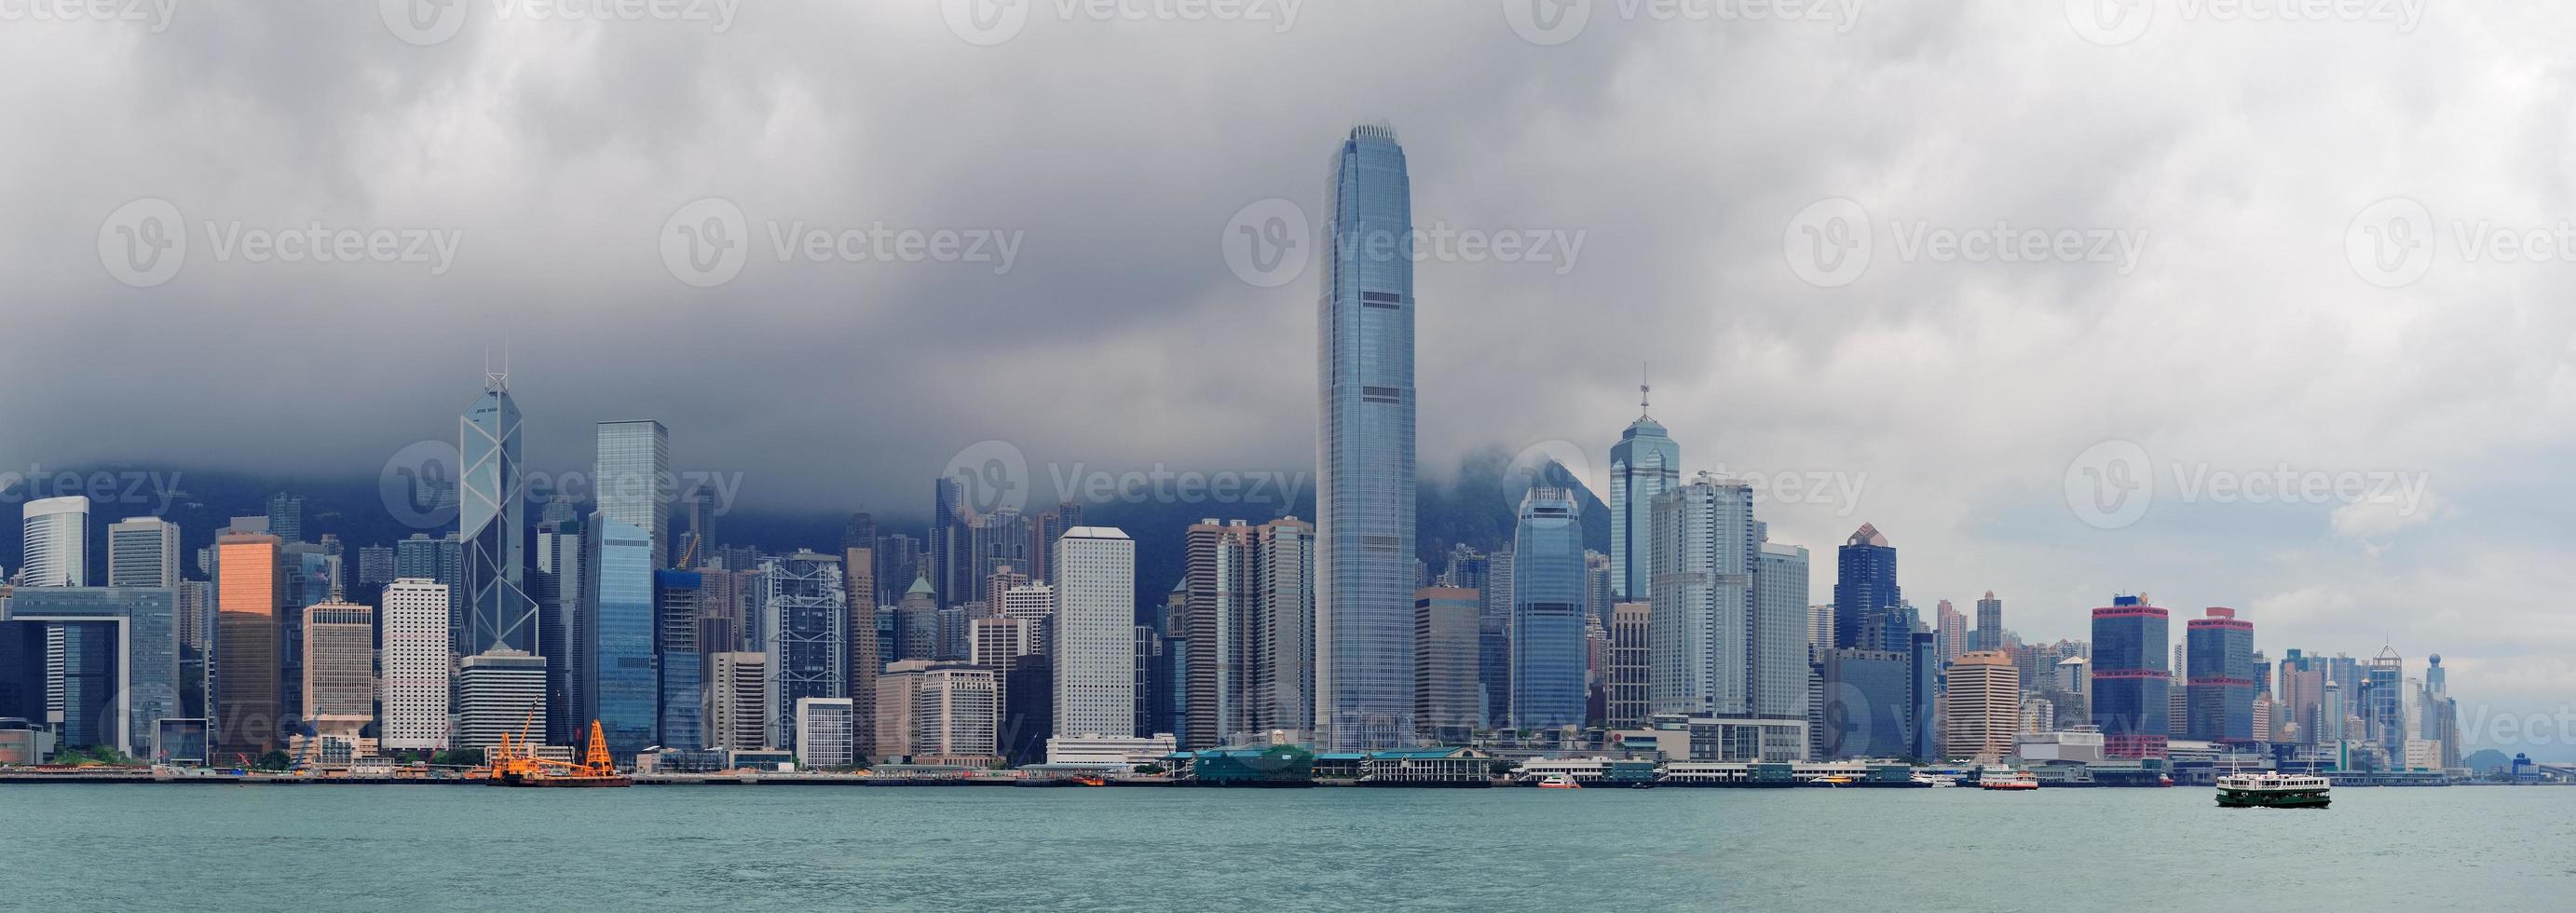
1315 123 1416 749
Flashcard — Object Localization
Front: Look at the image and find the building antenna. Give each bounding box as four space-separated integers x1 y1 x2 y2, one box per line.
1640 361 1651 418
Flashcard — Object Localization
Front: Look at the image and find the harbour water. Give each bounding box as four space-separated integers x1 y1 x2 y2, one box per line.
2 784 2568 911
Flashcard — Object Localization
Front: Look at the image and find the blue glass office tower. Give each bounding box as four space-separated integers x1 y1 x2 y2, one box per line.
1510 488 1587 730
6 587 177 756
1832 525 1901 650
2185 607 2256 743
462 374 538 657
1316 123 1416 749
585 515 658 759
2090 596 2170 758
1608 384 1678 603
654 570 706 752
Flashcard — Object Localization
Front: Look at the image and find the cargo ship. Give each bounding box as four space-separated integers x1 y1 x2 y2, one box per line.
2215 772 2328 808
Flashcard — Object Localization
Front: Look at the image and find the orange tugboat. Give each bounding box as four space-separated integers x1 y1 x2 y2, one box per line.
484 716 632 788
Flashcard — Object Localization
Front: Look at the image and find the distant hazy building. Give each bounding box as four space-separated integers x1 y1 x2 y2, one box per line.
1972 591 2003 652
1609 383 1679 603
264 493 303 544
355 545 396 593
456 648 548 751
1942 650 2019 761
794 697 856 770
1510 488 1587 730
106 517 181 589
380 579 452 751
301 603 375 740
1934 600 1965 664
1412 588 1481 743
1053 527 1135 742
20 496 90 588
1832 525 1901 651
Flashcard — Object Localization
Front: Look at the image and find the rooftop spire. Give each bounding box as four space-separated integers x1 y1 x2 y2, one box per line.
1640 361 1652 418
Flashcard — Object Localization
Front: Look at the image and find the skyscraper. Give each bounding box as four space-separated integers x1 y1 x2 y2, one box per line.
1972 591 2002 652
1316 122 1417 750
381 579 451 751
1253 518 1315 738
106 516 180 589
1510 487 1586 730
1934 600 1965 664
212 532 283 760
264 492 303 544
843 546 879 761
1605 602 1651 729
585 514 656 758
455 648 547 751
20 496 89 588
301 603 374 740
759 551 847 752
594 420 672 572
1053 527 1135 741
2185 606 2256 743
930 477 967 607
1649 478 1754 718
5 587 177 756
2365 646 2406 766
654 569 706 752
708 651 770 751
1179 519 1254 748
1943 650 2020 762
1608 377 1678 603
460 374 537 657
1751 540 1811 728
534 516 586 745
1412 587 1482 743
2090 595 2171 759
1831 525 1900 650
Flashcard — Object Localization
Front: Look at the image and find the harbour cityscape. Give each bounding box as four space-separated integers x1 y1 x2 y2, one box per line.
6 3 2574 910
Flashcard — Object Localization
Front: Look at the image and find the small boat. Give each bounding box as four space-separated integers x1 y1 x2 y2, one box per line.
1978 770 2039 791
1911 773 1958 788
1806 774 1856 787
1536 773 1583 789
2216 772 2329 809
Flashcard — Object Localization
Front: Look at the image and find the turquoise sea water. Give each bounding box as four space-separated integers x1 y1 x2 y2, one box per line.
2 784 2568 911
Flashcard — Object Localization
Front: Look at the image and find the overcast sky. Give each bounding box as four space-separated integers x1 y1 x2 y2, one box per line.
4 2 2570 751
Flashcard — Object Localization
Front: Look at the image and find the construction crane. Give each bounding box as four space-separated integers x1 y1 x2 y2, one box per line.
675 529 700 570
484 707 631 787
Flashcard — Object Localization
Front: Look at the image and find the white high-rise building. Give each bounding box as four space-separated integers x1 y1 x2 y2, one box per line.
381 579 453 750
999 582 1056 654
710 651 771 751
20 496 90 587
1649 477 1756 716
795 697 856 770
106 516 181 589
456 648 548 751
1053 527 1135 740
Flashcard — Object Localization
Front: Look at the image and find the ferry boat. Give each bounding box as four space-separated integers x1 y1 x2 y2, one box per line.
1910 773 1958 788
1977 770 2039 791
1536 773 1583 789
2215 772 2330 809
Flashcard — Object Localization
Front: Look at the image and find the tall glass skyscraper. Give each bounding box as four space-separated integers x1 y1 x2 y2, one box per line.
461 374 537 657
1648 478 1755 717
1315 123 1416 749
2185 606 2256 743
594 420 671 573
1509 488 1586 730
2090 595 2171 759
585 515 658 760
1608 383 1677 603
1831 524 1901 650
